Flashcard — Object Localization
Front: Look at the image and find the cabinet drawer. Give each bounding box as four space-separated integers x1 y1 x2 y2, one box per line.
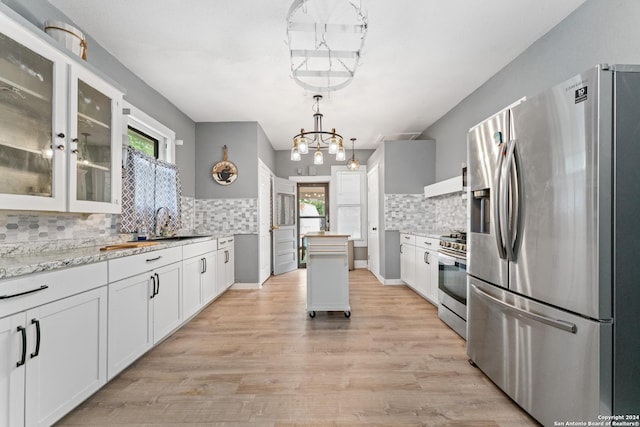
0 262 107 317
400 233 416 245
108 246 182 282
416 236 439 249
217 236 234 250
183 239 217 259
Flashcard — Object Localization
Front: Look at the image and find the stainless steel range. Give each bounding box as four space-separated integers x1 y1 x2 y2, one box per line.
437 232 467 339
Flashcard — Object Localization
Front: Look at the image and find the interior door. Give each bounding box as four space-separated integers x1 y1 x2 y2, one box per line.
367 166 379 278
272 177 297 275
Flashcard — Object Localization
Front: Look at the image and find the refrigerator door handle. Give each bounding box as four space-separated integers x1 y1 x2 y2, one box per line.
510 139 522 259
471 284 578 334
493 144 507 259
502 139 518 261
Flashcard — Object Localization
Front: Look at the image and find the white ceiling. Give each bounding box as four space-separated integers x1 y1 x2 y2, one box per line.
49 0 586 150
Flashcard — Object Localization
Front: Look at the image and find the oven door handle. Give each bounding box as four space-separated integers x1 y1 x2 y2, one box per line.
438 251 466 265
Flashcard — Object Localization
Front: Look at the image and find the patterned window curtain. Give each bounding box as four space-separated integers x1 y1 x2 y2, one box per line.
120 147 182 235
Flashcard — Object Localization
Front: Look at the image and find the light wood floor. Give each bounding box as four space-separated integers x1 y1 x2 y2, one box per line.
58 269 537 426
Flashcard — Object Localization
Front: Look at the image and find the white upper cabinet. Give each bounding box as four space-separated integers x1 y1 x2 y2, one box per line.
0 9 123 213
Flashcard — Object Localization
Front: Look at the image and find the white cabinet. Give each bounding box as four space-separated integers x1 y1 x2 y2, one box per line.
107 247 182 379
216 237 235 293
414 237 439 305
0 313 24 427
0 9 122 213
400 233 416 287
0 263 108 427
400 234 439 306
305 234 351 317
182 239 218 320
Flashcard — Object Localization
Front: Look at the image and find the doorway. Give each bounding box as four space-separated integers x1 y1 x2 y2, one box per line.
297 183 329 268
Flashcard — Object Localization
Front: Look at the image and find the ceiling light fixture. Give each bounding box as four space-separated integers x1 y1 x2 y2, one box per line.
286 0 368 93
346 137 360 171
291 94 345 165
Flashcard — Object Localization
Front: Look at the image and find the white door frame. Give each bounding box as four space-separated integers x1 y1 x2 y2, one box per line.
272 177 298 275
367 165 381 281
258 160 273 283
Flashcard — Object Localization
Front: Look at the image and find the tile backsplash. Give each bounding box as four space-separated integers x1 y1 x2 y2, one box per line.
0 211 126 256
384 192 466 232
195 198 258 234
385 194 435 231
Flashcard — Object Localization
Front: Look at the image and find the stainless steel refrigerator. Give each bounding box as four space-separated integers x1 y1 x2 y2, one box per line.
466 64 640 425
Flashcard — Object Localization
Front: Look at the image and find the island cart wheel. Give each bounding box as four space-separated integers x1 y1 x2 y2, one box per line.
344 311 351 318
309 311 316 318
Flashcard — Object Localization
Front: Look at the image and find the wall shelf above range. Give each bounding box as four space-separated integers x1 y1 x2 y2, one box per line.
424 175 464 198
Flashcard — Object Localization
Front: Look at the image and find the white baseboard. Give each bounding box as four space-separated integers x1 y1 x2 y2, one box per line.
230 282 262 290
383 279 405 285
354 260 368 269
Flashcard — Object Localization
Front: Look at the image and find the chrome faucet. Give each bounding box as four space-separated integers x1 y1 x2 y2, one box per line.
155 206 172 237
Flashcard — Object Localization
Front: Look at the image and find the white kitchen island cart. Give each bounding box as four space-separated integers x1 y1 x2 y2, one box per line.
305 232 351 318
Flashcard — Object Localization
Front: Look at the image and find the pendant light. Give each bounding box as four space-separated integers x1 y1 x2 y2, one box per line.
346 138 360 171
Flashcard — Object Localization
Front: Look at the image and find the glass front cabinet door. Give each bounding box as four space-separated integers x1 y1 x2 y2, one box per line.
0 10 122 213
68 67 122 213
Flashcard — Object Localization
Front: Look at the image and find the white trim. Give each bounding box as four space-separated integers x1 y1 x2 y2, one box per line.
424 175 463 198
123 100 176 163
230 282 262 290
354 260 368 269
383 279 405 285
288 175 331 183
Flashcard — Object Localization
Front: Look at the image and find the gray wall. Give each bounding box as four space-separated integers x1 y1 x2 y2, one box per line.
257 123 276 173
195 122 260 199
422 0 640 182
274 149 374 179
234 234 259 283
2 0 198 197
384 140 436 193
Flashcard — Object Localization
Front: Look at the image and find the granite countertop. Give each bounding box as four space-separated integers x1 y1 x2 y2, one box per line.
0 235 223 280
400 230 447 239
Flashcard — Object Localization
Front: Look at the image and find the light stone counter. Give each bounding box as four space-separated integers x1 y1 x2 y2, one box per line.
0 235 221 280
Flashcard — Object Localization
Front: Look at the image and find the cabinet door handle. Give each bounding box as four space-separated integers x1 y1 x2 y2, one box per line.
425 241 432 246
146 256 162 263
30 318 41 359
424 251 429 264
201 257 207 273
0 284 48 299
225 250 229 263
155 273 160 296
400 244 403 254
16 326 27 367
150 275 156 299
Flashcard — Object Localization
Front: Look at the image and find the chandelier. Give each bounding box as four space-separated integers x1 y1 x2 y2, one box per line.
291 94 345 165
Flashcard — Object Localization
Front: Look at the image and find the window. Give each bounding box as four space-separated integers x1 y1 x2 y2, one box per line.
330 166 367 246
123 101 175 163
127 126 158 158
